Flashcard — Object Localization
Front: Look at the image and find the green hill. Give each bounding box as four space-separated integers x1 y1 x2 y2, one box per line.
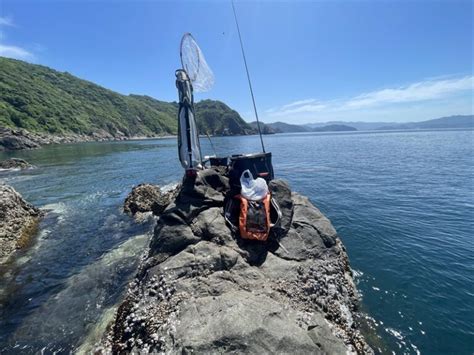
195 100 254 136
248 121 278 134
0 57 253 137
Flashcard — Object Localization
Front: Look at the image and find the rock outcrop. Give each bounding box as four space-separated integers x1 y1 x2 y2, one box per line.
124 184 179 219
0 128 41 151
0 185 43 264
0 158 34 170
105 169 372 354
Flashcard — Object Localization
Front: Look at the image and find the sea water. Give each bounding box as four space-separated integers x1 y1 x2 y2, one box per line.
0 129 472 354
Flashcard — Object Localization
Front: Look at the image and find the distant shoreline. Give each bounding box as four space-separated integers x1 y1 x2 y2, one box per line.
2 126 473 152
0 127 183 152
0 127 260 152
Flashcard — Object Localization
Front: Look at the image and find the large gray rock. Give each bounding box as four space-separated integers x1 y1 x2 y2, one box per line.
0 158 34 170
0 185 43 264
0 131 40 151
105 169 372 354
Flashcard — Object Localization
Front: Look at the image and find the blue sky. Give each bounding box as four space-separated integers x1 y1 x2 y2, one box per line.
0 0 472 124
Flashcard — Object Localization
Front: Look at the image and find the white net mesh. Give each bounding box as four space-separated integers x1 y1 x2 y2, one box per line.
180 33 215 92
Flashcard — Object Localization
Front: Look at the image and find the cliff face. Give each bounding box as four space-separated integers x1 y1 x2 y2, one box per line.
105 168 371 354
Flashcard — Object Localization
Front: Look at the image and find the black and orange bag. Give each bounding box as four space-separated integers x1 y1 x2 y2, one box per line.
224 156 281 241
225 193 281 242
237 194 272 241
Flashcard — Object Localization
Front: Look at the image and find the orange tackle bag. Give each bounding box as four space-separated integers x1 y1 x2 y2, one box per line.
237 194 272 241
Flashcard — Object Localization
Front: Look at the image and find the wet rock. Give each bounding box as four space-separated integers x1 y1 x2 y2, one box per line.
123 184 178 217
105 169 372 354
0 184 44 264
0 158 34 170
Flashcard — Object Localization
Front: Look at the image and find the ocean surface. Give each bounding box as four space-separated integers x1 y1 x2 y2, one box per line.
0 129 472 354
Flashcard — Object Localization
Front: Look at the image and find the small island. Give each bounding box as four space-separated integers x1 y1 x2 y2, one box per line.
312 124 358 132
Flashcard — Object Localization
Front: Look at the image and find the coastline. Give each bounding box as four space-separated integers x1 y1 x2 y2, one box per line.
0 127 181 151
0 127 272 152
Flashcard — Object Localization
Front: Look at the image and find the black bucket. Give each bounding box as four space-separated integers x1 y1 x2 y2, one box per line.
229 152 274 190
209 156 229 167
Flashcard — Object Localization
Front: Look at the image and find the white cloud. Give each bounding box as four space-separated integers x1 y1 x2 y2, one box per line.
266 98 323 114
265 76 474 122
0 44 34 60
269 102 327 116
344 76 473 109
0 16 36 61
280 99 318 110
0 17 14 27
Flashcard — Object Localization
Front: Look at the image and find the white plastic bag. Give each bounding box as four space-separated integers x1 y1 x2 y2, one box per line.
240 169 269 201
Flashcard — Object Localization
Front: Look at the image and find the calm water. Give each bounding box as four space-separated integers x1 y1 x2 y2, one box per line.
0 130 473 354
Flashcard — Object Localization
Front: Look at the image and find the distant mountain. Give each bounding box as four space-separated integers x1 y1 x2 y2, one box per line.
377 115 474 130
248 121 277 135
265 116 473 133
0 57 254 138
312 124 357 132
266 121 311 133
304 121 397 131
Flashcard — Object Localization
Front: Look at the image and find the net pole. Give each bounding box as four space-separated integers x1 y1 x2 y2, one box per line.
231 0 266 153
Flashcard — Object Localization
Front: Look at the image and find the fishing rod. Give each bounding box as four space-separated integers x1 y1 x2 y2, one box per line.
206 131 218 156
231 0 266 153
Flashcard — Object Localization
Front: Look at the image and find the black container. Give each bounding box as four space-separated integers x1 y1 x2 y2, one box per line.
209 156 229 167
229 152 274 191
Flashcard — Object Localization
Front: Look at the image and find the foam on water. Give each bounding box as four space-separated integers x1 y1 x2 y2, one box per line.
40 202 69 222
6 233 150 352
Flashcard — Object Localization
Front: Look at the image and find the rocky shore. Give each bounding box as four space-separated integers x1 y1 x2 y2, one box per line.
102 169 372 354
0 185 43 264
0 127 260 152
0 127 157 151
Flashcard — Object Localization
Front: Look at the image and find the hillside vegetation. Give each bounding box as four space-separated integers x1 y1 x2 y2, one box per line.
195 100 254 135
0 57 253 137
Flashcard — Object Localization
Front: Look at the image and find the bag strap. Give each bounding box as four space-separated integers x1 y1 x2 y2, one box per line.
270 196 282 228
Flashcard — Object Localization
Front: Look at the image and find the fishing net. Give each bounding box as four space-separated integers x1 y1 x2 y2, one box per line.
180 33 215 92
